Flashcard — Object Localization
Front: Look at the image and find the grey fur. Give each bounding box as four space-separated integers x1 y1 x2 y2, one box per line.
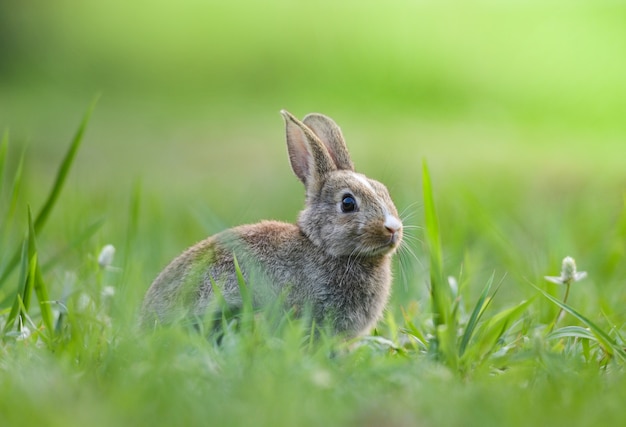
141 111 403 338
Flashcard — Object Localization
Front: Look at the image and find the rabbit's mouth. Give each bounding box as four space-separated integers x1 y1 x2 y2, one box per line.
388 231 401 246
362 235 401 257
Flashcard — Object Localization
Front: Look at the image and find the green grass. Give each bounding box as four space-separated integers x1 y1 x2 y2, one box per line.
2 1 626 426
1 111 625 426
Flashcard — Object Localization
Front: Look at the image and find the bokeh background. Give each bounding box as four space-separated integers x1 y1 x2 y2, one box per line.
1 0 625 308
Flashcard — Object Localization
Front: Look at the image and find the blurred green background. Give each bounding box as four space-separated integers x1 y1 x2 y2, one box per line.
2 3 626 426
1 0 625 305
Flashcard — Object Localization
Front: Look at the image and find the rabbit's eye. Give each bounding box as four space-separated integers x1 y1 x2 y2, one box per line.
341 194 357 213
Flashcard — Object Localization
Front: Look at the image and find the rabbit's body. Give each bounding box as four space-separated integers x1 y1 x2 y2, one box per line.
141 111 402 338
142 220 392 336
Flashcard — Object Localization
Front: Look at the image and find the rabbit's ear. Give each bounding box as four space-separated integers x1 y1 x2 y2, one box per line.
281 110 336 188
303 113 354 172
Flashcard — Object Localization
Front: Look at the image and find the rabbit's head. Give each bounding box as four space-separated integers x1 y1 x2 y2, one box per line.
281 111 402 258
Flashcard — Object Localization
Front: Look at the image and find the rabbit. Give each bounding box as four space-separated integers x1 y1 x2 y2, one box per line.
140 110 403 338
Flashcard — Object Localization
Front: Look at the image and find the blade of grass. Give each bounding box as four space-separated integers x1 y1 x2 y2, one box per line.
547 326 597 341
0 97 98 287
0 149 25 253
437 323 458 370
602 310 625 345
34 97 99 233
21 207 39 318
532 283 626 360
462 298 533 367
233 254 255 336
0 133 23 277
6 150 25 220
2 240 32 335
400 306 428 350
15 247 38 336
233 254 252 311
27 206 54 335
422 160 450 330
459 272 497 357
3 207 56 338
21 256 37 330
12 293 53 346
207 273 234 335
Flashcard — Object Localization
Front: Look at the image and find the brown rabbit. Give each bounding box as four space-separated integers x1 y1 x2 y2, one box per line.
141 111 403 338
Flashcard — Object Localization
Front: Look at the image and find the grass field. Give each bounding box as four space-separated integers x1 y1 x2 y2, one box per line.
1 1 626 426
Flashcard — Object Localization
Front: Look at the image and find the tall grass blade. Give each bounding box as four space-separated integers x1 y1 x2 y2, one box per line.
459 272 497 357
207 273 230 332
233 254 255 336
0 98 98 287
21 255 37 328
22 208 39 316
437 324 458 370
7 151 25 221
34 97 98 233
422 160 450 330
27 206 54 335
0 132 20 276
2 207 55 338
233 254 252 311
532 283 626 360
2 240 28 334
0 149 25 262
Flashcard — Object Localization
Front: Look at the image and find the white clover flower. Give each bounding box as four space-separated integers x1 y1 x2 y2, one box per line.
545 256 587 286
98 244 116 269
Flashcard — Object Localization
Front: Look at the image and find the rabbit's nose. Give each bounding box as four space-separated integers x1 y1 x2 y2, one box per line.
384 214 402 235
